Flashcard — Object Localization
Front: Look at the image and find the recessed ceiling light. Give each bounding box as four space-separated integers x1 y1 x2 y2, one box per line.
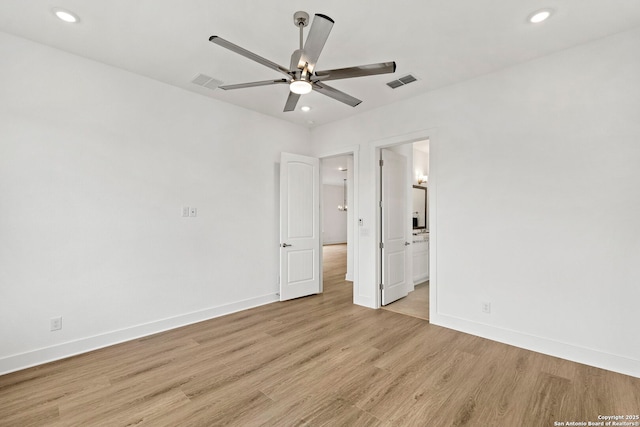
53 8 80 23
529 9 552 24
301 106 311 112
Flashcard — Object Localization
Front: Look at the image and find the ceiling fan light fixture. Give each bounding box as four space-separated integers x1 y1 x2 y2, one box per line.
301 106 311 112
290 80 312 95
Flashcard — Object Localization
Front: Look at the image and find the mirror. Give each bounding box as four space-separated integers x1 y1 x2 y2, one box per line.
412 185 428 230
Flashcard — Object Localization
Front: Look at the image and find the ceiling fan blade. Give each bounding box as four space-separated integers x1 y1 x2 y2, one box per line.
209 36 291 77
314 62 396 81
283 92 301 112
301 14 334 73
312 82 362 107
219 79 289 90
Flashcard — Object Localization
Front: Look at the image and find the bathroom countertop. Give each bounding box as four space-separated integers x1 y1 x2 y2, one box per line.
412 232 429 243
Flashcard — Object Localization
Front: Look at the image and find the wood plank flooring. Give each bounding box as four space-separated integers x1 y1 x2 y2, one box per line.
1 243 639 426
382 281 429 321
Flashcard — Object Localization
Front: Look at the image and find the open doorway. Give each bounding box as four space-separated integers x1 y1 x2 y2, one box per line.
321 155 353 294
278 149 358 303
379 139 430 321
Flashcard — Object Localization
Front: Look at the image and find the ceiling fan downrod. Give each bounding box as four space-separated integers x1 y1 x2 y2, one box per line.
293 11 309 51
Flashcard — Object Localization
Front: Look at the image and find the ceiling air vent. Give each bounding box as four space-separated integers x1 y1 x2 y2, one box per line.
386 74 418 89
191 73 223 91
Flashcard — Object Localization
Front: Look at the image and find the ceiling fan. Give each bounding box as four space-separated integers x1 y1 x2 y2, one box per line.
209 11 396 112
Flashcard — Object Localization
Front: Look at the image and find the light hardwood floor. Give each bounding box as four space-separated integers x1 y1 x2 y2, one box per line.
1 243 639 426
382 281 429 321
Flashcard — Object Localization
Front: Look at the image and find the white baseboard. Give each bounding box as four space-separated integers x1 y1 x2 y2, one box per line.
413 274 429 284
0 293 279 376
323 240 347 246
430 312 640 379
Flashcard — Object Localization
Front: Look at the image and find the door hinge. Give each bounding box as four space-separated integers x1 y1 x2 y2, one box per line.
379 242 384 249
380 283 384 290
379 159 384 167
379 200 383 208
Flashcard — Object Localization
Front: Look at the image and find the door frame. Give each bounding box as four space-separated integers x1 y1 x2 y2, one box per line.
371 130 435 310
316 145 360 303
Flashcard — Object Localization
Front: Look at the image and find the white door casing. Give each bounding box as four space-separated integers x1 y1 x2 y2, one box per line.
381 149 409 306
279 152 321 301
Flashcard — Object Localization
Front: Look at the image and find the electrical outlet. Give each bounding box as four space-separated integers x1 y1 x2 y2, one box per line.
482 302 491 314
181 206 190 217
50 316 62 331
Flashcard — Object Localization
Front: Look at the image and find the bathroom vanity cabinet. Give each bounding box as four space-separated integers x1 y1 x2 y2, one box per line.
412 234 429 283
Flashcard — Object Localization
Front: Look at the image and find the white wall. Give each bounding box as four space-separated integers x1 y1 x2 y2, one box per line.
311 28 640 378
322 185 348 244
0 32 311 374
413 148 429 186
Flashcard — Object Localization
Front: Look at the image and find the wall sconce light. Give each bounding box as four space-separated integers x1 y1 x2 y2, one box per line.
418 175 428 185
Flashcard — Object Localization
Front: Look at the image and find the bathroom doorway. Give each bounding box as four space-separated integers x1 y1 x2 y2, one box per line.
380 139 430 320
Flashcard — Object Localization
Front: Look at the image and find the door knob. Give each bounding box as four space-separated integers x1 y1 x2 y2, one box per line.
281 243 292 247
405 242 411 246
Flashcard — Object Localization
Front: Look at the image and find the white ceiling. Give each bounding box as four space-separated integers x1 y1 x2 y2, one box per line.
2 1 640 128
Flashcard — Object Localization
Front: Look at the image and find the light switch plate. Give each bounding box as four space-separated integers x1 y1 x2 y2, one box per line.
189 207 197 217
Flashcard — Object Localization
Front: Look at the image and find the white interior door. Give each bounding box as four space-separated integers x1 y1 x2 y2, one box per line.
381 149 409 305
279 152 321 301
